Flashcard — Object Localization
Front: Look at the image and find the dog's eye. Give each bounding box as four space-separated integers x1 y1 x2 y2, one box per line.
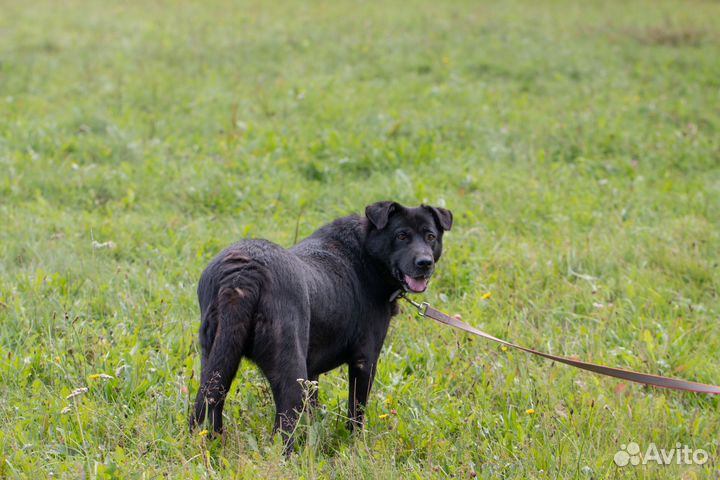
396 232 408 241
426 232 436 242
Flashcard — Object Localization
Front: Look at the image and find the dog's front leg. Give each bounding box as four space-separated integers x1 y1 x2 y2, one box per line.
347 358 375 431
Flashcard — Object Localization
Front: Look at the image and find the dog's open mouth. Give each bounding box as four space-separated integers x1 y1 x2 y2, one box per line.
403 274 429 293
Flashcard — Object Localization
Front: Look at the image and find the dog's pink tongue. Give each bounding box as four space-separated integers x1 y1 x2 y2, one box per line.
404 275 428 293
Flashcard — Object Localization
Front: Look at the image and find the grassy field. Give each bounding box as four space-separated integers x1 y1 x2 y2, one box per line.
1 0 719 477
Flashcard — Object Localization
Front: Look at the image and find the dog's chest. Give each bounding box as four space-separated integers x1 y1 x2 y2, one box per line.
305 302 393 377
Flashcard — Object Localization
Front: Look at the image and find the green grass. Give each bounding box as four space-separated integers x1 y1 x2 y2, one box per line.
1 0 719 477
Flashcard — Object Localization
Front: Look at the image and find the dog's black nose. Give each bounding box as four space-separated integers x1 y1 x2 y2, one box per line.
415 256 433 268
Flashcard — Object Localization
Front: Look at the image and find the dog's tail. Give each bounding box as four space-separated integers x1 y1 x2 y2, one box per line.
192 251 266 431
198 252 266 358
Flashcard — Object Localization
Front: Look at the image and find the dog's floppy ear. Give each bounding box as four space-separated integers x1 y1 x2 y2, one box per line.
423 205 453 231
365 201 398 230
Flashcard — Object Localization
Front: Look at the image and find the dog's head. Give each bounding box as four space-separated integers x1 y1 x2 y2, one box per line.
364 201 452 293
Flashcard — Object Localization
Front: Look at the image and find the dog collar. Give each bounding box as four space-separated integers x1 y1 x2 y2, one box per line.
389 289 403 302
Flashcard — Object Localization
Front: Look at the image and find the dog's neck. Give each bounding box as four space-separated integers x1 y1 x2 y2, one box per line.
360 253 405 305
388 289 403 302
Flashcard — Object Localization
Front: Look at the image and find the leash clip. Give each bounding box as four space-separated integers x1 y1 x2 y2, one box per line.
400 294 429 317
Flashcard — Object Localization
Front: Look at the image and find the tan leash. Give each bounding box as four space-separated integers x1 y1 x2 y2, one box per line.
401 295 720 395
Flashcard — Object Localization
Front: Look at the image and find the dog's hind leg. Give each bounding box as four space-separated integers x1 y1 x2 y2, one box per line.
192 285 253 434
253 306 310 454
268 366 307 454
307 374 319 409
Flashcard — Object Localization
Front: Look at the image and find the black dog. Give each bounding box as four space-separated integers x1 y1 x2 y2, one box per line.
190 201 452 450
